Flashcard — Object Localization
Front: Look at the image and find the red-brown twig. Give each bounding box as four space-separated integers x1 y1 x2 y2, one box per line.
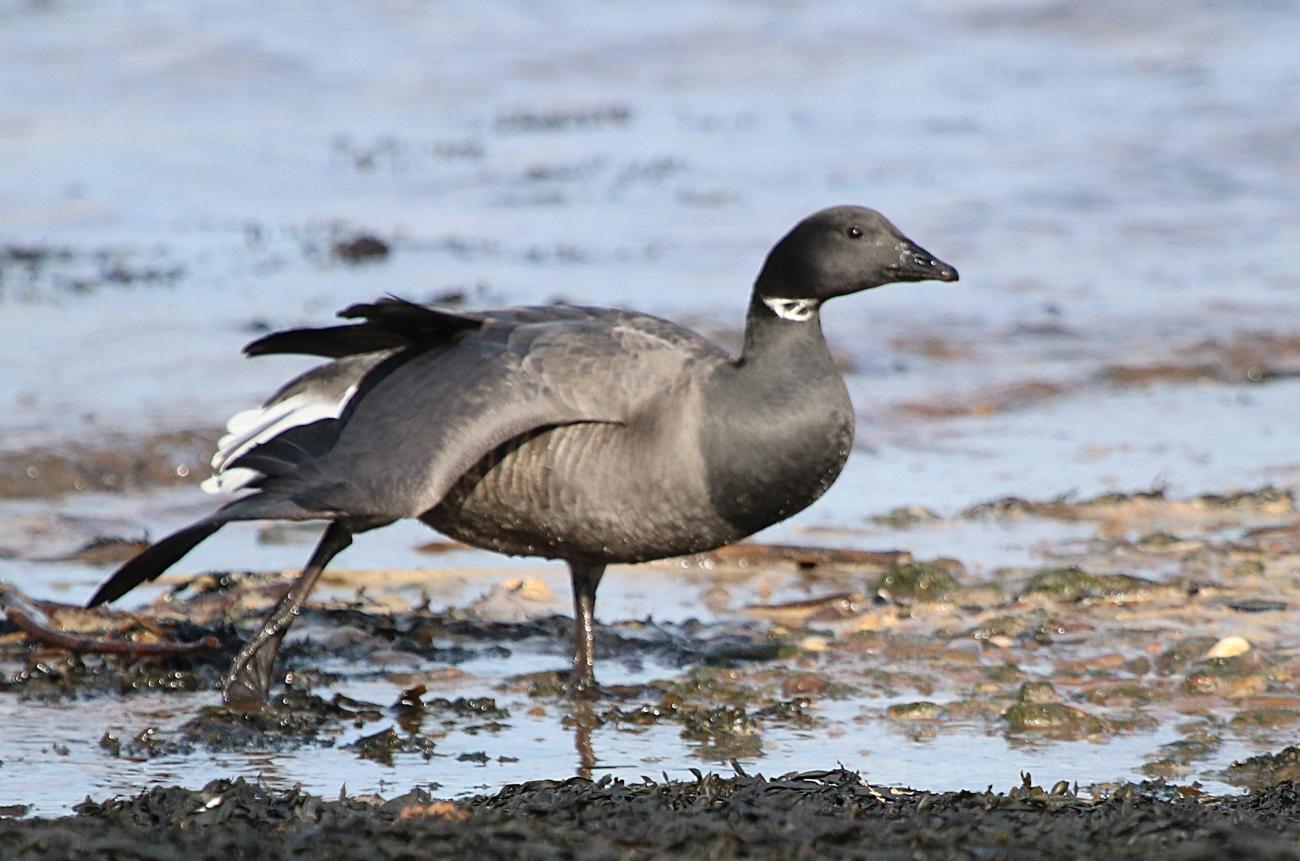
0 583 220 656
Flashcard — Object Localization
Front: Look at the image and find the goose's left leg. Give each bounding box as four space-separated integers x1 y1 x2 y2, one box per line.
566 560 606 697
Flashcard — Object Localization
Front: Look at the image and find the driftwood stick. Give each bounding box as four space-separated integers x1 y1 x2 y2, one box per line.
0 582 220 656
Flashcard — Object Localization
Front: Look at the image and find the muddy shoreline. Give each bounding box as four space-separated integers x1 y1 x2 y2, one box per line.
2 769 1298 860
4 0 1300 845
2 482 1298 817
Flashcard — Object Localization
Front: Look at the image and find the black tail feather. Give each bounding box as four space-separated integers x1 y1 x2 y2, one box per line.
245 297 483 359
244 325 409 358
87 521 223 607
337 296 482 334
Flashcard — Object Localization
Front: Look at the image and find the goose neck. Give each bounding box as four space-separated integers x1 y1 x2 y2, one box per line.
739 294 831 368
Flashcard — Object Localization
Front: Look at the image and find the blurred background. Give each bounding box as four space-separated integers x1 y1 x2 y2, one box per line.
3 0 1299 518
1 0 1297 812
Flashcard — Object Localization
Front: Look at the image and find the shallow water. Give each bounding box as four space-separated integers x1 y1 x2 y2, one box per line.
0 677 1263 816
2 0 1298 816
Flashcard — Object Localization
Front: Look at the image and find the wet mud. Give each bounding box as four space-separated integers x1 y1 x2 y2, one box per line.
0 432 217 501
2 484 1298 827
893 331 1300 421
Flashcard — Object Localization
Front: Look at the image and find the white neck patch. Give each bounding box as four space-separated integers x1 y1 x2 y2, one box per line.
763 297 819 322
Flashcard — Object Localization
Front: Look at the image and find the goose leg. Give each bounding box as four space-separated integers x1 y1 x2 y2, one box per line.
223 520 353 706
567 561 606 697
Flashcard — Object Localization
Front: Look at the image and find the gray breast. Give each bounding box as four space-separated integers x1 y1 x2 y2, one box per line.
422 420 738 563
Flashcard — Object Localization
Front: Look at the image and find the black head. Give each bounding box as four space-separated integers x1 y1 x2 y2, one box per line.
754 206 957 312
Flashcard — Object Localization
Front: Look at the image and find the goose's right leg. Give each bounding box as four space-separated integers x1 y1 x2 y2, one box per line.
223 520 353 706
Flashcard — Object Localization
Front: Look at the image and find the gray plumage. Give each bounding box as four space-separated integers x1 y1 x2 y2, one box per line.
89 205 957 702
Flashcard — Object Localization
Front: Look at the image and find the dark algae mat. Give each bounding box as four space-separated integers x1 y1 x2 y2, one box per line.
2 769 1298 860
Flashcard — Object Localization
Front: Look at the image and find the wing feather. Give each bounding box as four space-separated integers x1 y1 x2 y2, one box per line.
205 301 729 520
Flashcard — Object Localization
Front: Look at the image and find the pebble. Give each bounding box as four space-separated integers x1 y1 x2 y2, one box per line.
799 635 830 653
1205 636 1250 659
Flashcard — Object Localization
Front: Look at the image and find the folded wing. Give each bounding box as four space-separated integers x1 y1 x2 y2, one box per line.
210 298 724 521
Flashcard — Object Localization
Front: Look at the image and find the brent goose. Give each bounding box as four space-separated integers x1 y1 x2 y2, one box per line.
88 205 957 704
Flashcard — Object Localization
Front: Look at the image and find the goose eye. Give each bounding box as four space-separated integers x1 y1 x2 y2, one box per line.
846 225 863 239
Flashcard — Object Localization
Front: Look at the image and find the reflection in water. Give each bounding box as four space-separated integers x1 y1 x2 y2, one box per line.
569 702 597 779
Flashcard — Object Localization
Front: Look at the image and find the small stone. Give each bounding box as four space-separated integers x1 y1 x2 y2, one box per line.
1156 637 1220 675
1021 567 1155 602
1122 656 1151 676
1082 682 1156 706
1002 702 1088 731
1182 667 1268 698
873 562 957 602
1231 708 1300 728
799 635 830 653
1017 682 1059 704
1205 636 1251 659
886 701 942 721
